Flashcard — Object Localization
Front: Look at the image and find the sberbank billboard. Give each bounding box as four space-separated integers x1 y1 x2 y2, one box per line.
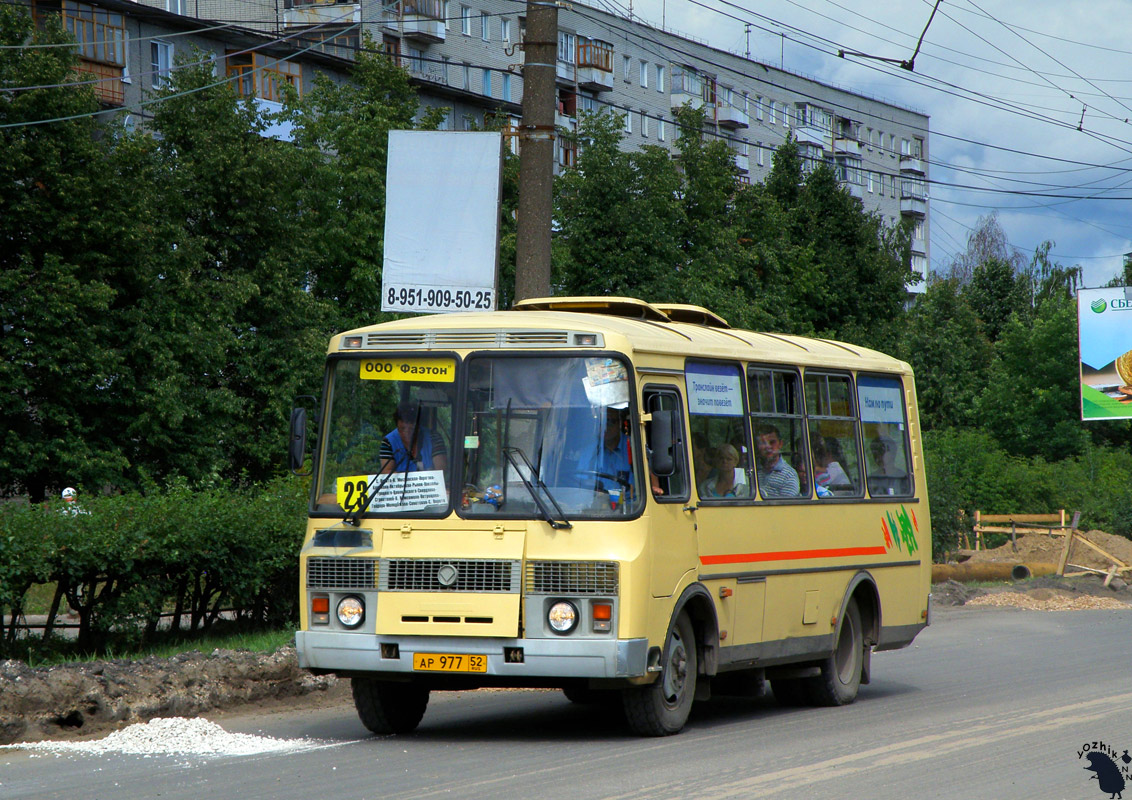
1078 286 1132 420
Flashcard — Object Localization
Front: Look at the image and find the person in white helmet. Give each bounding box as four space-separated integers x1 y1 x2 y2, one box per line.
60 487 88 516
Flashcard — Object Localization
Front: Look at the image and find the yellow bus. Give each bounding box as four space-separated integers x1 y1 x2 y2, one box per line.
290 297 931 736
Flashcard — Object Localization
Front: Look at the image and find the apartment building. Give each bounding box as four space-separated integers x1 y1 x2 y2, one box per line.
22 0 354 140
97 0 932 286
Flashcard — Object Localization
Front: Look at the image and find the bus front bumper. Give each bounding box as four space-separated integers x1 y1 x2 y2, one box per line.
296 630 650 679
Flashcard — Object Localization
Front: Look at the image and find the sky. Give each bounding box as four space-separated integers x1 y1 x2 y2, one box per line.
606 0 1132 287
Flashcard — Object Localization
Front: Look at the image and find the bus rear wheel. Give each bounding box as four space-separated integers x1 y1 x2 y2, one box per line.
351 678 429 734
806 598 864 706
622 612 697 736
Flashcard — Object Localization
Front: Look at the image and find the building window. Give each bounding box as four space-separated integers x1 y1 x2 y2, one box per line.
865 127 872 149
641 109 649 137
443 0 450 30
656 64 665 92
658 115 665 141
166 0 185 14
623 54 631 81
867 171 874 192
502 72 511 102
912 137 924 158
768 100 776 125
501 17 510 41
874 129 882 148
460 5 472 35
462 62 470 90
226 52 301 102
639 59 648 88
482 68 491 96
900 137 910 156
756 142 764 167
150 40 172 88
889 134 896 155
406 46 423 74
558 31 575 63
623 107 632 133
481 12 489 40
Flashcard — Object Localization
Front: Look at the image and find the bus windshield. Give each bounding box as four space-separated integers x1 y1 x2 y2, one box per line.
462 355 642 520
314 354 643 520
316 356 458 516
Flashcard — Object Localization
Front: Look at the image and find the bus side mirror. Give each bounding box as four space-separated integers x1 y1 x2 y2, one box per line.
649 409 676 477
289 406 310 476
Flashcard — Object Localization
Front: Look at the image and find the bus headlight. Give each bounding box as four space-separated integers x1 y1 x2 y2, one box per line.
547 600 579 634
336 596 365 628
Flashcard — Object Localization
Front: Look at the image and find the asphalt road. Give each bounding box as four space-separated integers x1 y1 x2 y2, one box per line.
3 604 1132 800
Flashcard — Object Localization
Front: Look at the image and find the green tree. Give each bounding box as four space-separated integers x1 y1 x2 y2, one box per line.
975 293 1086 460
286 35 426 331
122 54 332 485
553 109 685 299
901 278 993 430
0 4 137 500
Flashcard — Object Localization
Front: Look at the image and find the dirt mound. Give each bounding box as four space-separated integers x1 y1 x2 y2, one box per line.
962 530 1132 573
0 647 337 746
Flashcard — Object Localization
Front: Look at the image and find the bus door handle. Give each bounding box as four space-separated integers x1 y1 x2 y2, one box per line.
682 505 697 531
682 505 698 513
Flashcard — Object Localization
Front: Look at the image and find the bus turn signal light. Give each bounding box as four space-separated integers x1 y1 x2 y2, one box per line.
592 602 612 632
312 596 330 624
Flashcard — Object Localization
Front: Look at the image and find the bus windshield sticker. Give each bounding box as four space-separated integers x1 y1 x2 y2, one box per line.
685 363 744 417
337 471 448 512
359 357 456 383
583 358 629 407
857 376 904 424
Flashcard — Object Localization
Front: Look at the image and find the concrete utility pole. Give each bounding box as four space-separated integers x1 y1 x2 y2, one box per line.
513 0 557 303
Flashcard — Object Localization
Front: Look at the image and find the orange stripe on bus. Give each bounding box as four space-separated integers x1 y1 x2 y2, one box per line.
700 546 889 565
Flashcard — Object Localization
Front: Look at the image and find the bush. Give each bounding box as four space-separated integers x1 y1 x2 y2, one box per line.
924 431 1132 562
0 477 308 656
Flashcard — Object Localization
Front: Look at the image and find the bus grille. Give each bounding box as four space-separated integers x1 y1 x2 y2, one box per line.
380 559 521 593
525 561 619 595
307 557 378 590
355 330 573 350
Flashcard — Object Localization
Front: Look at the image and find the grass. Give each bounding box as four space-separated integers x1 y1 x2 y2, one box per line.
10 625 296 668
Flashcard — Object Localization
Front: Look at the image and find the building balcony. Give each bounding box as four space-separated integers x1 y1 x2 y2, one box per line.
911 237 927 255
900 155 925 174
716 103 748 129
284 1 361 27
792 122 826 148
576 42 613 91
556 60 576 85
833 137 860 156
732 152 749 173
901 195 927 216
406 60 447 86
576 65 613 92
402 0 445 42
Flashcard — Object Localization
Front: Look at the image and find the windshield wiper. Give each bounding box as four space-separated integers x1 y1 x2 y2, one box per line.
503 446 572 530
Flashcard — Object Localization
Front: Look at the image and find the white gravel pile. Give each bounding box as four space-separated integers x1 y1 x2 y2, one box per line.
1 717 320 757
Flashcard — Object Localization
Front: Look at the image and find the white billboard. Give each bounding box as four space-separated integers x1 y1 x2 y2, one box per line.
381 131 502 314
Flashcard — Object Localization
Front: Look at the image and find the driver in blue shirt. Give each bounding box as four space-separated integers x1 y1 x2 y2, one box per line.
581 407 632 494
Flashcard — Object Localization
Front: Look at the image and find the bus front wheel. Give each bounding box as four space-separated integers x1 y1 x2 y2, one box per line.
622 612 697 736
807 598 864 706
352 677 429 734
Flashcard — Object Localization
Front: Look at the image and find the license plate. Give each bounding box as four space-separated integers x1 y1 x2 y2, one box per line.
412 653 488 673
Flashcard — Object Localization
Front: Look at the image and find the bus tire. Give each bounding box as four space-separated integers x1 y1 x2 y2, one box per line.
807 598 864 707
351 677 429 735
622 612 697 736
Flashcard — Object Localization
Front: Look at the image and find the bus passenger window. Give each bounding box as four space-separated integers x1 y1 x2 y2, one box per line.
803 372 862 498
857 375 913 497
685 362 753 502
749 367 806 499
